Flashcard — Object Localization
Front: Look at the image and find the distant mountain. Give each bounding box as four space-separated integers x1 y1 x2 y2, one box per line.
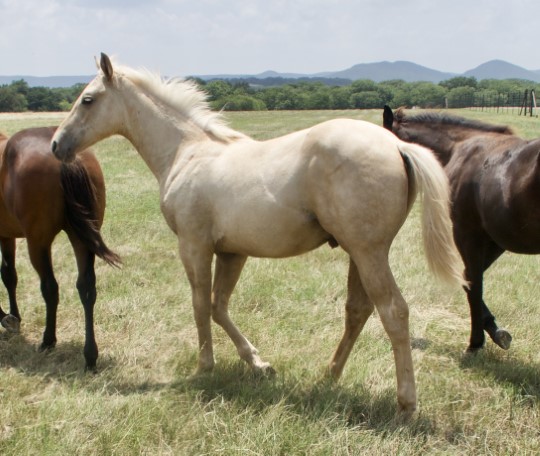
463 60 540 82
319 61 456 83
2 60 540 88
197 60 540 84
196 61 456 84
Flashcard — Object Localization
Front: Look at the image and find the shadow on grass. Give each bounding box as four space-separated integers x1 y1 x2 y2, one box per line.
0 329 434 433
167 361 436 435
460 350 540 397
0 330 117 378
434 341 540 398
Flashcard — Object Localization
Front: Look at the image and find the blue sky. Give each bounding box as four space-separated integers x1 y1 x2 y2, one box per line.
1 0 539 77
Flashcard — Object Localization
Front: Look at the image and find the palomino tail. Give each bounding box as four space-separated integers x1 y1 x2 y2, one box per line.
397 142 467 288
60 161 121 268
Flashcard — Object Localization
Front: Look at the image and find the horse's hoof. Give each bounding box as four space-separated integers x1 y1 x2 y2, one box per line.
253 362 276 378
1 314 20 333
85 364 98 374
396 406 416 422
38 341 56 352
493 329 512 350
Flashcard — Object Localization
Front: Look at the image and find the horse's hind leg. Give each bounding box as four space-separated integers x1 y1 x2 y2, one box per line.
0 237 21 333
481 244 511 349
27 240 59 352
68 232 98 371
463 240 510 352
352 250 416 414
212 253 273 374
329 258 374 379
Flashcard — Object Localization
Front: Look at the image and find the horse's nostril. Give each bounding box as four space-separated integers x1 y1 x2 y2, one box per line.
51 141 57 153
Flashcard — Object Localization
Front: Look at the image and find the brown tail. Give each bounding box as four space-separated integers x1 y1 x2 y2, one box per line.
60 160 121 267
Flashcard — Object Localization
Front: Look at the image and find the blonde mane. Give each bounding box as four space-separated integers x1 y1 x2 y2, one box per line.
109 63 247 143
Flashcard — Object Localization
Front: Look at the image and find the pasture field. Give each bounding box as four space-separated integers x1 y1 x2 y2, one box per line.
0 109 539 455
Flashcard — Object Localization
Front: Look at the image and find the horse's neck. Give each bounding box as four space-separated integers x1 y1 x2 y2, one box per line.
405 124 476 167
122 92 206 185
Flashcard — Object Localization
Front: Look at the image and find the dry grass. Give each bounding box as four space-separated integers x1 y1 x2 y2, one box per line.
0 109 539 455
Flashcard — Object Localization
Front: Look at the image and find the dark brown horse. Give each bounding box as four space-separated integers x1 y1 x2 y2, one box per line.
383 106 540 353
0 126 120 370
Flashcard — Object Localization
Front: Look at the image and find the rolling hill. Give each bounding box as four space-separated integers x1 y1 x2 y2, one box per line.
2 60 540 87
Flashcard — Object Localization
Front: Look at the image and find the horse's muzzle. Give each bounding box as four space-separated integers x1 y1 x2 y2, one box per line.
50 139 75 163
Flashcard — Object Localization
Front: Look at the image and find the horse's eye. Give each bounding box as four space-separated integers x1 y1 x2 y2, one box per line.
81 95 93 105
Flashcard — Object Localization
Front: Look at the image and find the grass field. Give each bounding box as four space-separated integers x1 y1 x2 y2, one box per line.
0 109 539 454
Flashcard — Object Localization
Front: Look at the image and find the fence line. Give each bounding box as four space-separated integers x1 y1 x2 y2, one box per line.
449 89 538 117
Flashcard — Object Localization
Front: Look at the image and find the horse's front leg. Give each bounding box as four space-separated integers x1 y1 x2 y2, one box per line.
179 243 215 373
212 253 274 375
0 237 21 333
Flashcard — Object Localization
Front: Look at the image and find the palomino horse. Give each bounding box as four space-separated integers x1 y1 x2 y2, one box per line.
383 106 540 353
51 53 465 413
0 126 120 370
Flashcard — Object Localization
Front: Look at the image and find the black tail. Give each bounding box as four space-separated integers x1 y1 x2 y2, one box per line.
60 160 121 268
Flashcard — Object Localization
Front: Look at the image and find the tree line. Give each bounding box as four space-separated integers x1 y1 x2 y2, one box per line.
1 76 539 112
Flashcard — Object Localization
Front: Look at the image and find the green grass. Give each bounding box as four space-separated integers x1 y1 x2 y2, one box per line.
0 109 539 455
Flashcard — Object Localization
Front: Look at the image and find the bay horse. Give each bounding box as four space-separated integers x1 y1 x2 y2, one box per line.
0 126 120 371
51 53 465 414
383 105 540 354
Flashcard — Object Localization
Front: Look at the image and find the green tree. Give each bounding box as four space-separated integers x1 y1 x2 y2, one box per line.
408 82 446 108
440 76 478 90
27 87 63 111
350 79 378 93
0 86 27 112
329 86 352 109
215 95 266 111
349 91 383 109
205 80 234 101
446 86 476 108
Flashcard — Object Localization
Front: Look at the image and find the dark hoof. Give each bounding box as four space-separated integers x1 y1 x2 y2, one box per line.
253 362 276 378
1 314 20 333
492 329 512 350
39 341 56 352
85 364 98 374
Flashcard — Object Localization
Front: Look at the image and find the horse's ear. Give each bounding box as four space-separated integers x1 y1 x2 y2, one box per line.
383 105 394 131
100 53 114 81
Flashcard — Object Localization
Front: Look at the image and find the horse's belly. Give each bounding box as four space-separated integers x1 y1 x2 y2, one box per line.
214 213 330 258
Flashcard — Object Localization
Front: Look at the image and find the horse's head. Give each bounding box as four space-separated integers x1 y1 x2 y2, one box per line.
383 105 409 139
383 106 457 166
52 53 124 162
